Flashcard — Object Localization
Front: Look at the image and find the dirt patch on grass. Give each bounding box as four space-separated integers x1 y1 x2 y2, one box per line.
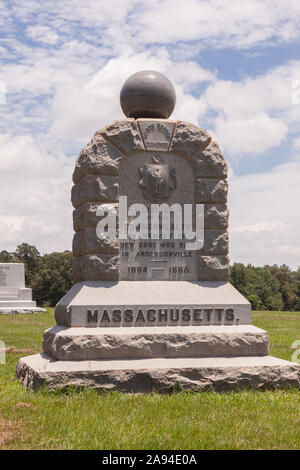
15 402 36 410
5 347 38 354
0 418 16 446
0 415 26 448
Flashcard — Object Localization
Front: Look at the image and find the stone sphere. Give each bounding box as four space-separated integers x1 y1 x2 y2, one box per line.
120 70 176 119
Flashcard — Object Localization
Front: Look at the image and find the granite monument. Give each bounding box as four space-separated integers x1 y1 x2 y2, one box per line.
0 263 45 314
17 70 300 391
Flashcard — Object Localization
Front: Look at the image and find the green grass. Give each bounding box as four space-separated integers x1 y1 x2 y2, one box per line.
0 309 299 450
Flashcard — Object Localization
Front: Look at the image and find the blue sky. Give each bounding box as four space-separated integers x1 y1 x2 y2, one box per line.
0 0 300 267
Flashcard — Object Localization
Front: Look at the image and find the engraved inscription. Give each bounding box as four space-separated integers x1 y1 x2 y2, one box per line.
0 267 9 287
138 120 175 151
0 264 25 288
119 151 198 281
85 307 237 326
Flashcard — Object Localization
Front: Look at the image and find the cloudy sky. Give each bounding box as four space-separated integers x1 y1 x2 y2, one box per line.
1 0 300 268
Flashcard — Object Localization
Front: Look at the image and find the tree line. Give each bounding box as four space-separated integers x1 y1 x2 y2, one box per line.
0 243 72 307
230 263 300 311
1 243 300 310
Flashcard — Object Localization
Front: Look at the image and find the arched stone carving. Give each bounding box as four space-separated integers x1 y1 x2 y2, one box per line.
71 118 229 282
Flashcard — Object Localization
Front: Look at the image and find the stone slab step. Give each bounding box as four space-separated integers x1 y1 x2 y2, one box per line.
17 354 300 392
0 300 37 308
43 324 269 360
0 307 46 314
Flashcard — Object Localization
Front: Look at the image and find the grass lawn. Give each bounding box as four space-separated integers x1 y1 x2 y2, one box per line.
0 309 299 450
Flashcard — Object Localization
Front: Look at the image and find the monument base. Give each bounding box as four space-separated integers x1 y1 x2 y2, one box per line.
0 276 46 314
54 281 252 327
17 353 300 392
0 307 46 314
0 300 46 314
42 325 269 360
16 280 300 392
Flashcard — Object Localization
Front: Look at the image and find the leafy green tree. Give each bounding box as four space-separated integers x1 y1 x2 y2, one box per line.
269 264 299 311
264 292 284 311
230 263 251 298
31 251 73 307
13 243 41 284
247 294 263 310
0 250 18 263
230 263 285 311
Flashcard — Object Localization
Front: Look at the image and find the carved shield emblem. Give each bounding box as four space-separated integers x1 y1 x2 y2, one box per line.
139 156 176 202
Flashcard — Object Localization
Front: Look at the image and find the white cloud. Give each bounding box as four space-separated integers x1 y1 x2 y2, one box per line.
167 61 215 88
0 134 73 254
205 60 300 155
233 221 285 234
132 0 300 48
26 25 60 45
212 113 288 155
293 136 300 148
229 155 300 268
3 0 300 54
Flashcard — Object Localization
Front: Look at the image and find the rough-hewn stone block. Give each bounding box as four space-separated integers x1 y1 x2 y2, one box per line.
192 141 228 178
201 230 229 255
198 255 230 281
43 325 269 361
73 135 124 183
170 121 211 156
204 204 229 229
73 228 119 257
72 257 83 282
73 202 119 232
73 202 101 232
16 354 300 392
100 119 144 155
72 254 119 281
196 179 228 203
71 175 119 208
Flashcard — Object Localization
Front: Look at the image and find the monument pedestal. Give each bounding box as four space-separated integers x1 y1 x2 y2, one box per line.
0 305 45 314
0 263 45 314
16 281 300 391
17 352 300 393
53 280 252 327
16 80 300 391
42 324 269 360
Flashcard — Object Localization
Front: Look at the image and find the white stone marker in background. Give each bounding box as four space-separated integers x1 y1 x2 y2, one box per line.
0 263 45 314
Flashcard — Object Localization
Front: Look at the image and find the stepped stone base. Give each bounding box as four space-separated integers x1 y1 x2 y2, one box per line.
17 354 300 392
15 281 299 393
0 298 46 315
0 307 46 314
43 325 269 360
